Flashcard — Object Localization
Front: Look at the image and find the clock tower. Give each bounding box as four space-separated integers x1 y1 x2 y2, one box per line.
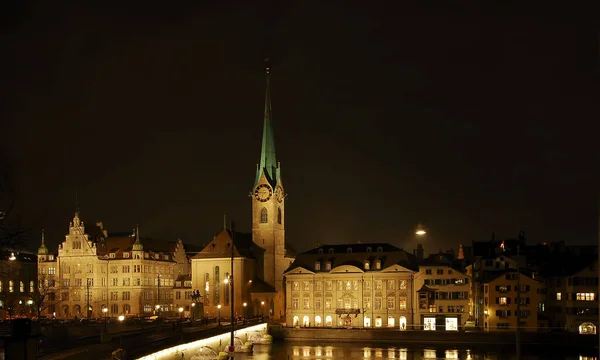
252 64 286 318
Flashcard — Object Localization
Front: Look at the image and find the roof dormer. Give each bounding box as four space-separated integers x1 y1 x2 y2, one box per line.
347 247 352 253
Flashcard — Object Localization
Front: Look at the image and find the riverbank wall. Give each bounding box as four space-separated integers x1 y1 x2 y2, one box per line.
273 326 598 349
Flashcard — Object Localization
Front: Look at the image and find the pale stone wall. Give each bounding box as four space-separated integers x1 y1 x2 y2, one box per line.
285 264 414 329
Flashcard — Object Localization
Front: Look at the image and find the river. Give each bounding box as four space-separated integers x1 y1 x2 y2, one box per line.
227 341 599 360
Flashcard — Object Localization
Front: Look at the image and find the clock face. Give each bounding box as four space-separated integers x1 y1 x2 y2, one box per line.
254 184 272 202
276 185 284 203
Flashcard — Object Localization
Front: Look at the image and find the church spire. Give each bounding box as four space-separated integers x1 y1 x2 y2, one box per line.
255 60 279 187
133 224 143 251
38 229 48 255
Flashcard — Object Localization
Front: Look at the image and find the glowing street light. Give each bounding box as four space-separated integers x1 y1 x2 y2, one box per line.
415 230 426 236
102 307 108 332
118 315 125 348
8 252 16 261
178 307 184 331
217 304 222 327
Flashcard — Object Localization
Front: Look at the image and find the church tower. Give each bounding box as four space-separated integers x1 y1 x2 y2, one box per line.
251 64 286 317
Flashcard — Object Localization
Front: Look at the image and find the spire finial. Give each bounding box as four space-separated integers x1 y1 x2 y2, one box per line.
38 228 48 255
41 228 45 245
223 213 227 231
254 59 278 187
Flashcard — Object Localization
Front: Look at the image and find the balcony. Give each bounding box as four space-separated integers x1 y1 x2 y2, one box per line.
335 308 361 315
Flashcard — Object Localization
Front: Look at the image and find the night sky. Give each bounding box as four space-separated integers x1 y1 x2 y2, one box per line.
2 1 598 256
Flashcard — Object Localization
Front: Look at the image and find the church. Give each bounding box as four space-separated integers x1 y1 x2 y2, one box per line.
190 66 295 321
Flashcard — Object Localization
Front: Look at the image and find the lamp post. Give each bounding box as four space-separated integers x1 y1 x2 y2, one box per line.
261 301 265 320
218 304 222 327
118 315 125 348
191 302 195 322
243 302 247 324
102 307 108 332
178 307 184 331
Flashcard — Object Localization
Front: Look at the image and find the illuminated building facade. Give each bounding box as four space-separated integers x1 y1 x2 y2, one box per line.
284 244 417 329
413 253 471 331
481 270 544 332
37 214 192 319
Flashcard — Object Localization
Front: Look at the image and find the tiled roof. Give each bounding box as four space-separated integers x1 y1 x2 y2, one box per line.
286 243 418 273
192 230 262 260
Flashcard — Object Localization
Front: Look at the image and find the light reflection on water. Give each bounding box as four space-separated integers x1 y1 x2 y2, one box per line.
227 343 597 360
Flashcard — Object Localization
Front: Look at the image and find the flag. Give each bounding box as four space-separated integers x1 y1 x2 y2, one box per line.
500 241 505 250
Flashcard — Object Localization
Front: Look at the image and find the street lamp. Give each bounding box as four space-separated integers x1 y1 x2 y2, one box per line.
217 304 221 327
178 307 184 331
261 301 265 320
243 302 247 324
118 315 125 348
8 252 16 261
102 307 108 332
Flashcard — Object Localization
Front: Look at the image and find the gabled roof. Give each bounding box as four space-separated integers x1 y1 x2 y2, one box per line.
192 229 261 260
286 243 418 274
480 269 540 284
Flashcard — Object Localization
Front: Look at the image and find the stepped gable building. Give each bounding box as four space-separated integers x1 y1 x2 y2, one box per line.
37 212 194 319
284 243 418 329
191 65 295 321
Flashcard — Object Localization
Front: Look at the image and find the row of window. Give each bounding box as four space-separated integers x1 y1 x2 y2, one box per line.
52 264 174 275
0 281 35 293
317 246 385 254
291 314 411 329
291 296 408 311
259 207 282 224
423 278 469 286
490 296 531 305
493 309 532 318
59 277 174 288
556 292 596 301
291 279 408 292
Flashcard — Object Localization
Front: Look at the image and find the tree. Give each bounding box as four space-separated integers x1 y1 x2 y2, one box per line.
0 170 29 250
29 274 56 317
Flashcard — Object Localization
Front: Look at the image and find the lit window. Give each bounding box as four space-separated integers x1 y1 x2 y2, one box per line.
499 297 507 305
20 281 24 292
9 281 14 293
556 292 562 301
423 317 436 331
364 261 370 270
445 317 458 331
576 293 595 301
314 262 320 271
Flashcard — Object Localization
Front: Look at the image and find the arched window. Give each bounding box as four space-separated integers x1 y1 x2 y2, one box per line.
260 208 268 223
277 207 282 224
204 273 210 305
214 266 220 305
224 272 230 306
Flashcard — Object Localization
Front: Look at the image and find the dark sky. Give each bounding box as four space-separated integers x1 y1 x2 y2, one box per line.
1 1 598 256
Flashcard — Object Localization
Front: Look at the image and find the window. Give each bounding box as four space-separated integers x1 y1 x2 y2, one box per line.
122 265 130 273
29 281 34 293
577 293 595 301
20 281 24 292
387 280 395 290
375 260 381 270
364 261 370 270
123 252 130 258
399 280 407 290
8 281 13 293
303 298 310 310
260 208 268 223
377 246 383 252
446 318 458 331
387 297 395 310
48 267 56 275
292 282 299 291
423 317 436 331
111 304 118 314
399 296 407 310
315 281 322 291
325 298 331 309
315 298 321 310
556 292 562 301
303 282 310 291
347 247 352 253
498 297 508 305
214 266 220 304
437 269 443 275
122 292 131 300
204 273 210 305
277 208 282 224
292 298 299 310
325 262 331 271
315 262 321 271
109 253 115 259
367 247 372 253
328 248 334 254
426 269 432 275
123 304 131 314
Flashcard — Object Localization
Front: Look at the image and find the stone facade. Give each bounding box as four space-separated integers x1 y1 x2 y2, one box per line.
284 244 417 329
413 254 471 331
482 271 544 332
0 251 38 319
37 214 191 319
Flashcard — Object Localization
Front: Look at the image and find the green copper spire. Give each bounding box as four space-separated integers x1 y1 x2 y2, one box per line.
38 229 48 255
133 224 143 251
255 62 280 187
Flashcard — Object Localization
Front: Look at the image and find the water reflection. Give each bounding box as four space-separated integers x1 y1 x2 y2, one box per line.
226 342 597 360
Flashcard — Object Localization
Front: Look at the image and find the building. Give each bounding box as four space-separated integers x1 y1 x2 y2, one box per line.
283 243 418 329
0 250 38 319
191 66 295 321
37 215 193 319
414 253 471 331
545 258 598 334
481 270 544 332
